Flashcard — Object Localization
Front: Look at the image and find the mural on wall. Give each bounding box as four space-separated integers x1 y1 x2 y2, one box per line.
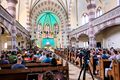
36 11 60 48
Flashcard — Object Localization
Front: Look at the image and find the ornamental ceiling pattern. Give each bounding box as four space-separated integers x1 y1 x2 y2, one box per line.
30 0 68 28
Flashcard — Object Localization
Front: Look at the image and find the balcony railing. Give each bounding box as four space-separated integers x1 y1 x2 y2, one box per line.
69 23 89 36
69 5 120 36
0 5 30 37
0 5 13 24
15 21 30 37
92 5 120 26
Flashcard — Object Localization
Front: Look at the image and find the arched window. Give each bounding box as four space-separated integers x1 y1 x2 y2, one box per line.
82 13 89 25
117 0 120 6
96 7 103 17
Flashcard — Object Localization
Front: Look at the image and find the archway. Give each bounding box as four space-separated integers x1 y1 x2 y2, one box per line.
78 34 89 48
30 0 68 49
95 25 120 48
0 26 11 51
35 11 61 48
70 37 76 47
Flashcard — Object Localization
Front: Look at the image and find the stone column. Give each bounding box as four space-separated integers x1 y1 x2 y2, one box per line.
6 0 18 51
7 0 17 18
76 38 79 48
89 35 96 48
87 0 96 48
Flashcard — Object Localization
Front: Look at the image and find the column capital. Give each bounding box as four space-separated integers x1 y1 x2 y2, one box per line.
6 0 18 4
87 4 96 10
76 38 79 43
87 0 96 21
89 35 95 38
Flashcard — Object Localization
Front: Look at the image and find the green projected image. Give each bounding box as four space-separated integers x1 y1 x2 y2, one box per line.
42 38 55 48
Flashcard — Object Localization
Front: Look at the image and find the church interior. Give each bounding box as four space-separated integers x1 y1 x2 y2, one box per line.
0 0 120 80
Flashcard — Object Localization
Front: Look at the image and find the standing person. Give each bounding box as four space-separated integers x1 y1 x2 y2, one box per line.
79 49 84 67
78 49 94 80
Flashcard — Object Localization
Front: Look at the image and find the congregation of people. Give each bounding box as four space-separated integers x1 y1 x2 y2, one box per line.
56 47 120 80
0 48 60 69
0 48 69 80
89 47 120 79
0 46 120 80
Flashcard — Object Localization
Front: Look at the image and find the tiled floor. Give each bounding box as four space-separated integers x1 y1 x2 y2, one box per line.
60 56 98 80
68 62 98 80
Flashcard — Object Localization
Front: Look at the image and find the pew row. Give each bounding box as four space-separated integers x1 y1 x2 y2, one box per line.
99 59 111 80
108 60 120 80
0 63 62 69
0 64 69 80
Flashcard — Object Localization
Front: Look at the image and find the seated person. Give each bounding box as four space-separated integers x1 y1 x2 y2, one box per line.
101 50 109 59
0 54 9 64
42 54 51 63
34 51 42 58
42 71 54 80
116 49 120 60
51 54 57 66
11 56 25 69
54 72 66 80
8 51 17 64
39 52 46 62
105 49 118 79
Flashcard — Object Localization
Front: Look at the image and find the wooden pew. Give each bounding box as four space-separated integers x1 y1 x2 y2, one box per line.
89 56 101 77
96 62 100 77
0 64 69 80
0 63 62 69
108 60 120 80
113 60 120 80
99 59 111 80
89 56 94 74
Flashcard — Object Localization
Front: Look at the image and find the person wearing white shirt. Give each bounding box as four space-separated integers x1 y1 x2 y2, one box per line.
39 52 46 62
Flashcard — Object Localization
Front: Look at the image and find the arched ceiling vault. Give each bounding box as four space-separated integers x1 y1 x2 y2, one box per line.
30 0 67 13
30 0 68 29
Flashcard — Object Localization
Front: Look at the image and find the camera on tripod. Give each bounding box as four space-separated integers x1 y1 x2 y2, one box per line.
82 49 90 65
78 49 94 80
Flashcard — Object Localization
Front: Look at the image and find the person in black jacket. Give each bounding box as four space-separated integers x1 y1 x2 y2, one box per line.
78 49 94 80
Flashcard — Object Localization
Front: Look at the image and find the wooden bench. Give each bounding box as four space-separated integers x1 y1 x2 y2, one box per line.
89 56 94 74
99 59 111 80
108 60 120 80
0 63 69 80
0 63 62 69
89 56 101 77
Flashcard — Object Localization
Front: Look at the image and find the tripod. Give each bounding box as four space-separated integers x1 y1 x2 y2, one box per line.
78 50 94 80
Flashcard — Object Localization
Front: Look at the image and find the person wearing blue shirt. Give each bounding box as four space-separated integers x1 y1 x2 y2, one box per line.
0 55 9 64
102 50 109 59
42 54 51 63
11 56 25 69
